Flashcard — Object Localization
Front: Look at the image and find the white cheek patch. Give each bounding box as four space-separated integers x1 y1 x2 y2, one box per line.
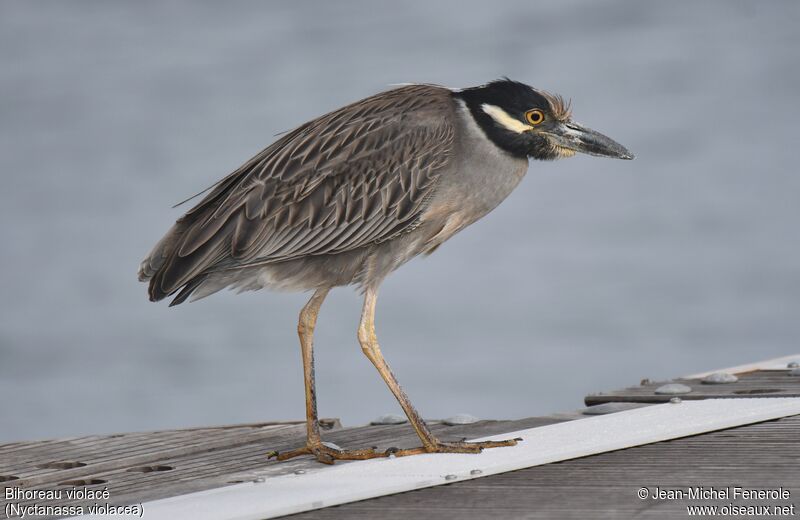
481 103 532 134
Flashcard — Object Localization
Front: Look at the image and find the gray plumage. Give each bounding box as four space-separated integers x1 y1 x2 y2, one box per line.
139 84 526 304
139 79 633 463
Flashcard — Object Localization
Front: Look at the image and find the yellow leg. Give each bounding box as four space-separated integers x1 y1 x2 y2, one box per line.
269 288 385 464
358 286 520 456
270 286 519 465
299 288 329 446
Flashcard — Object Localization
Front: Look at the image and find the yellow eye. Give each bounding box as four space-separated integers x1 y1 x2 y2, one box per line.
525 109 545 126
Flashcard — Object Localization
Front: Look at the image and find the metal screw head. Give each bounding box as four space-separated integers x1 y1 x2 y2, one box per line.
470 469 483 476
655 383 692 395
370 414 407 425
669 397 682 404
443 413 479 426
254 477 266 483
788 361 800 369
294 469 306 475
444 474 458 481
701 372 738 384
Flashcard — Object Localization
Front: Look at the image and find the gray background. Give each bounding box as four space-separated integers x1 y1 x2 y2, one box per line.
1 1 798 442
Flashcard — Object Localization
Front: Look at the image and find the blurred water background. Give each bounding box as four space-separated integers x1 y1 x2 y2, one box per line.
1 1 798 442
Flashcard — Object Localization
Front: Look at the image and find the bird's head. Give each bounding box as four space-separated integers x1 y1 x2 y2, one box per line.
455 78 634 161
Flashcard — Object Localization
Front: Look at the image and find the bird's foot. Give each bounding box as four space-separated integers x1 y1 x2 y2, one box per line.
267 442 387 465
268 437 520 464
387 437 521 457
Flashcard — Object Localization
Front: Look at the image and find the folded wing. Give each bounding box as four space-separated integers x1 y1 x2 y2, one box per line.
139 85 455 303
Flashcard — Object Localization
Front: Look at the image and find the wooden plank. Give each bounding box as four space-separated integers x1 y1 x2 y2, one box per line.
2 356 796 520
585 369 800 406
84 398 800 520
288 414 800 519
1 424 303 488
0 417 565 519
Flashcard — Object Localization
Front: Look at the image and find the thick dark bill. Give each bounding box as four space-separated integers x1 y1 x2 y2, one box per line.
547 121 635 160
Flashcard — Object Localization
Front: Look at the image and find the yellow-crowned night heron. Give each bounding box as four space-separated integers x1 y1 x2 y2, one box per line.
139 79 634 463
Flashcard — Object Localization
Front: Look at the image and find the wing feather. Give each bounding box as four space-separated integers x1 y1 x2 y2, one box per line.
143 85 455 301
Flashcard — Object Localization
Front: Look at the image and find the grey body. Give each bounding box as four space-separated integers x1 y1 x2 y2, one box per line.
139 85 527 302
139 79 633 463
213 98 526 296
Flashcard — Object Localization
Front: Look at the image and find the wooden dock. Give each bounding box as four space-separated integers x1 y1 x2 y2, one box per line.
2 355 799 519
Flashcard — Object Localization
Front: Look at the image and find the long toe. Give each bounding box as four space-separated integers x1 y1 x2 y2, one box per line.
388 437 520 457
269 443 388 464
463 438 521 449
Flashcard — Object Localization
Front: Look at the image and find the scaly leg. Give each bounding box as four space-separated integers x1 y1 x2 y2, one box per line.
357 286 519 456
269 288 386 464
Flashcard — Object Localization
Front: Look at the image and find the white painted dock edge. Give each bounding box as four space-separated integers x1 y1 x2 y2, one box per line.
71 397 800 520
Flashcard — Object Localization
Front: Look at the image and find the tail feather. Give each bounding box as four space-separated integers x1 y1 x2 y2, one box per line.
138 226 187 302
139 215 225 304
139 162 252 305
168 275 208 306
145 229 229 304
